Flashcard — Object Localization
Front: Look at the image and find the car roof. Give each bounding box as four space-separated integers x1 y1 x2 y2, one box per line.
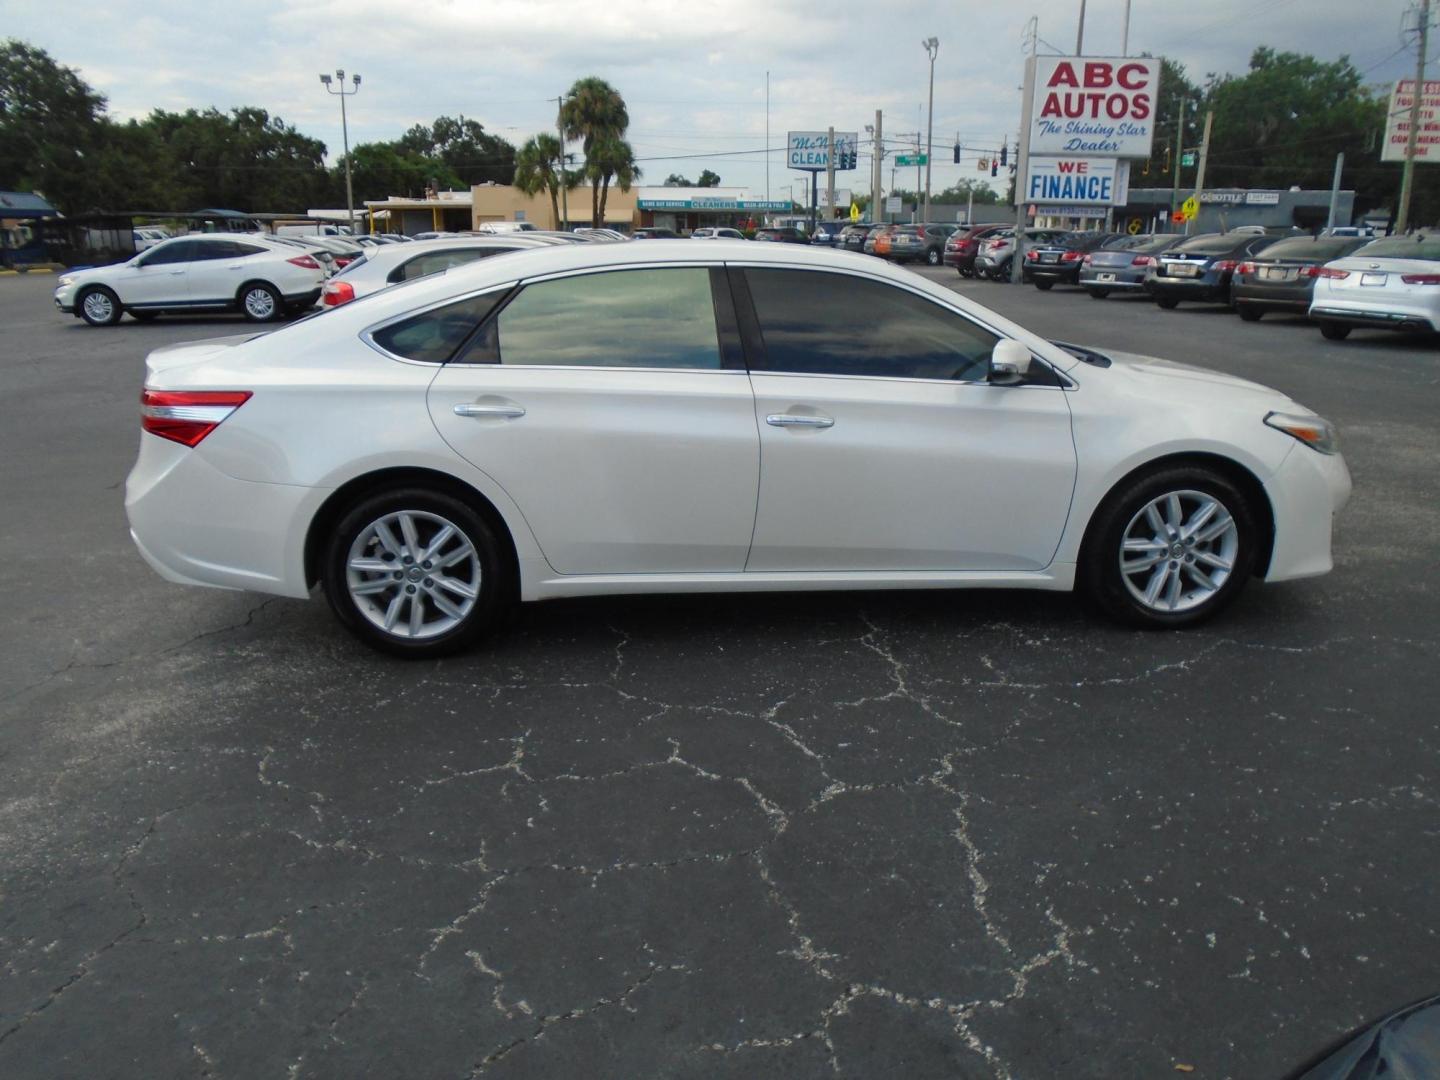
343 236 556 267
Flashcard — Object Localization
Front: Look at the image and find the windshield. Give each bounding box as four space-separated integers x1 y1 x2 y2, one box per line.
1354 235 1440 260
1258 237 1367 261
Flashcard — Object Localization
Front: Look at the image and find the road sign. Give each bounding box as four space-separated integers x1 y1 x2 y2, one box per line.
884 196 902 214
1180 151 1197 167
1171 210 1186 224
1180 196 1199 221
895 154 928 166
1127 216 1144 235
849 202 861 222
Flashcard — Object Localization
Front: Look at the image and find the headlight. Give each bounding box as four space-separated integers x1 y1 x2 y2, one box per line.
1265 411 1339 454
57 275 75 287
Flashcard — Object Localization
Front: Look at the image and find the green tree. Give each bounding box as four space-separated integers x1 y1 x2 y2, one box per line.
697 169 721 187
0 39 107 210
341 142 462 202
561 77 631 224
663 173 692 186
586 133 639 226
398 115 516 187
513 133 574 225
936 178 1000 204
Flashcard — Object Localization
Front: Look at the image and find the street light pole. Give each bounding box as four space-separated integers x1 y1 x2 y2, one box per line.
556 95 569 231
1397 0 1431 233
319 70 361 234
922 37 939 223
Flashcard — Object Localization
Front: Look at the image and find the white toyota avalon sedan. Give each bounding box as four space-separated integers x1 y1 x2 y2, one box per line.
126 242 1350 657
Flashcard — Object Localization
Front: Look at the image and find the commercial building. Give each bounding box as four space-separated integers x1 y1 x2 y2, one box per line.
471 184 637 230
363 190 473 235
468 184 795 233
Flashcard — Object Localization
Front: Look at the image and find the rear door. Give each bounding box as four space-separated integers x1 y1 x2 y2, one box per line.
737 266 1076 572
426 265 760 575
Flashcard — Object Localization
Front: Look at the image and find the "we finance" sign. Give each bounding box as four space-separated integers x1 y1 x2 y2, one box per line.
1023 156 1131 206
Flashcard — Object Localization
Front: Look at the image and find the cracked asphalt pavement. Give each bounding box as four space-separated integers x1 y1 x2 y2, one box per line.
2 268 1437 1078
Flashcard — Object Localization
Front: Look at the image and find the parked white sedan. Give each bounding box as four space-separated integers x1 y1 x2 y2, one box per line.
126 243 1350 656
56 234 325 325
1309 233 1440 340
319 235 563 307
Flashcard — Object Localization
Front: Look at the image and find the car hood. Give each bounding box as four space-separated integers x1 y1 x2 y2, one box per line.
145 334 265 379
1102 349 1291 401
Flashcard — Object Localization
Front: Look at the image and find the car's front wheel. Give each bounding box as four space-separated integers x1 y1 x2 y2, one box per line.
1319 322 1351 340
239 282 283 323
78 286 123 326
1080 465 1257 629
321 488 508 657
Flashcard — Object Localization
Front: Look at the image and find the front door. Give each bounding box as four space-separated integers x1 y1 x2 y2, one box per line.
119 239 199 307
737 266 1077 572
427 266 760 575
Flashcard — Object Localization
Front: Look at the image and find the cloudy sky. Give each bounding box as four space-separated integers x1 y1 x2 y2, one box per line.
3 0 1419 201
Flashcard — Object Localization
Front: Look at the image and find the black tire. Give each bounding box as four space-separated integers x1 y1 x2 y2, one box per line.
238 282 284 323
1156 297 1180 309
926 248 941 266
321 487 509 658
1319 322 1351 341
1079 464 1258 630
1236 306 1262 322
77 286 123 326
1034 279 1054 291
1087 289 1110 299
130 310 159 322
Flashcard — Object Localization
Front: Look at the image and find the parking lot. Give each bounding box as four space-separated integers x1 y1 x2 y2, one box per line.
2 266 1437 1077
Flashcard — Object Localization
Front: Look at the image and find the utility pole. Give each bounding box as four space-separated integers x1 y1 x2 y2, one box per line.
1012 55 1037 283
765 72 771 209
923 37 939 223
1326 153 1346 229
555 95 569 231
319 70 361 234
871 110 883 224
914 132 923 222
1169 97 1186 232
1397 0 1431 233
1189 110 1213 235
1076 0 1087 53
1121 0 1132 55
826 126 837 223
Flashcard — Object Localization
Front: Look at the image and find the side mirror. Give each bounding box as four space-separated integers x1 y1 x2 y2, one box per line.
989 339 1033 385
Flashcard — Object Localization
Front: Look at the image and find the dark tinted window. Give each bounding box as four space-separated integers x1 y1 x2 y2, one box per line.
746 269 999 382
140 239 200 266
494 268 721 369
1353 235 1440 260
1258 237 1367 261
371 291 505 364
233 242 268 256
390 248 504 283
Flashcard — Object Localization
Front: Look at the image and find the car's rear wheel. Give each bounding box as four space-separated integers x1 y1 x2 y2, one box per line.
1034 279 1054 291
321 488 508 657
1237 306 1262 322
1080 465 1257 629
1156 297 1180 309
1087 288 1110 299
1319 322 1351 340
78 286 122 326
239 282 283 323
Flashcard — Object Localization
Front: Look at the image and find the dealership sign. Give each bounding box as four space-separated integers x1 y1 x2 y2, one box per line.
1024 156 1130 205
1028 56 1160 157
787 131 859 171
1382 80 1440 163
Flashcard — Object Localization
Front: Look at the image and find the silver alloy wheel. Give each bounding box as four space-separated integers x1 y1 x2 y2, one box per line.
82 291 114 322
243 287 276 320
1119 488 1239 614
345 510 481 639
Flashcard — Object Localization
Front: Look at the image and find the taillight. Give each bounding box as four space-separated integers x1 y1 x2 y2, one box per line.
333 255 355 268
1298 265 1321 278
1132 255 1154 267
141 390 251 447
1401 273 1440 284
1025 249 1039 260
287 254 322 270
1236 262 1255 276
1316 267 1350 279
1081 253 1094 266
1212 260 1236 273
322 281 355 306
1062 251 1084 262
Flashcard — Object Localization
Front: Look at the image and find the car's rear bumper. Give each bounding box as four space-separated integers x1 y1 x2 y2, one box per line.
284 287 323 310
1309 303 1438 332
1029 264 1082 283
1147 277 1229 301
1263 444 1351 582
1078 270 1146 289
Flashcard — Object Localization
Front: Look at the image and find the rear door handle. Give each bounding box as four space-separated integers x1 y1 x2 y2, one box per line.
766 414 834 428
453 403 525 419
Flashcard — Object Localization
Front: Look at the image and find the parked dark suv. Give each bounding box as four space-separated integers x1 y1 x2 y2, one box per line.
1146 232 1282 308
1024 231 1123 290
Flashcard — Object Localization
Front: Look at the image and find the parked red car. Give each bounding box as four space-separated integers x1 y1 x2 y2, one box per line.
943 224 1010 278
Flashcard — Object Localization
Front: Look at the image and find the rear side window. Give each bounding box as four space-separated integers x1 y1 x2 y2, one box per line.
745 268 999 382
491 267 722 369
389 248 504 284
370 291 506 364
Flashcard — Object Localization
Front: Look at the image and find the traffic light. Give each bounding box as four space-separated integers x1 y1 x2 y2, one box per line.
953 141 961 164
999 141 1007 167
991 158 998 177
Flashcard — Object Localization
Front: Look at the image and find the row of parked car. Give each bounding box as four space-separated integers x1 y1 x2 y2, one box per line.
936 223 1439 345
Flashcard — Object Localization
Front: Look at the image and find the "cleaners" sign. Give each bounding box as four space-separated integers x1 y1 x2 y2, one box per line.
1028 56 1160 158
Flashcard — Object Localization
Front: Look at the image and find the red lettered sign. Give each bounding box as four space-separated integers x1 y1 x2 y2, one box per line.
1029 56 1160 158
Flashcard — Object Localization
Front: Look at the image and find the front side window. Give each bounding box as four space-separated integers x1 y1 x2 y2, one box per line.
140 240 198 267
493 267 722 369
745 268 999 382
370 291 506 364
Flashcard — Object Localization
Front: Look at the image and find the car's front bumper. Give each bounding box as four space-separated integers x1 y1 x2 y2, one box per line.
1262 443 1351 582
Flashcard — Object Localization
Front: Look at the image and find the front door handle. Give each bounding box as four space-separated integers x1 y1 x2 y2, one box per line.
453 403 525 419
766 413 834 428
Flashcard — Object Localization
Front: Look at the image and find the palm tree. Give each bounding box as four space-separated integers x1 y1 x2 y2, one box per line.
560 77 630 225
512 133 571 227
586 135 640 226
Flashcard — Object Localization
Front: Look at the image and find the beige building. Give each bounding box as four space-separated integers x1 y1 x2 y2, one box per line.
472 184 638 230
362 191 473 234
